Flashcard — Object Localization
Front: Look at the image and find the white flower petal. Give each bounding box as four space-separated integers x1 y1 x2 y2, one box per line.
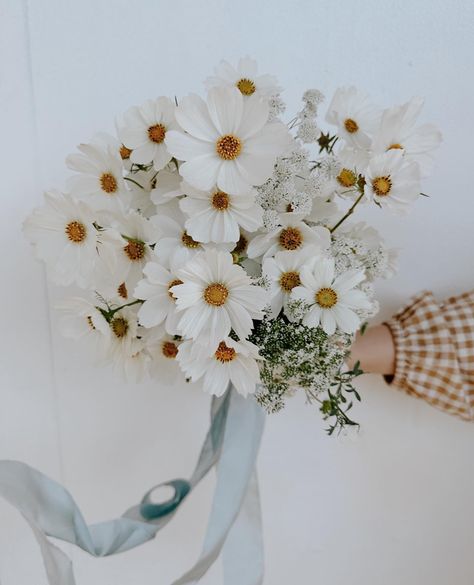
207 86 243 135
237 94 269 140
174 93 218 141
217 160 251 194
165 130 215 160
302 305 322 328
332 305 360 333
180 154 222 191
320 309 337 335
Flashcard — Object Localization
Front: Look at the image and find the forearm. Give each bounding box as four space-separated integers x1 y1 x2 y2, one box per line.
347 324 395 375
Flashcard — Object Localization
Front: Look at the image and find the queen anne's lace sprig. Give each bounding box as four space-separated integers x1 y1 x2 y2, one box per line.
24 57 440 432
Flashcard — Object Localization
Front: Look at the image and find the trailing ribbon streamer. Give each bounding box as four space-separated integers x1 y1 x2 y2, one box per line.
0 386 265 584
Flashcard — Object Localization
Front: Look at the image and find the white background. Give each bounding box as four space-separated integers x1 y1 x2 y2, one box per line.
1 1 474 583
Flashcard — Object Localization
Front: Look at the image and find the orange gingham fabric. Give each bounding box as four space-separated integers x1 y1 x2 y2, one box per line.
384 290 474 421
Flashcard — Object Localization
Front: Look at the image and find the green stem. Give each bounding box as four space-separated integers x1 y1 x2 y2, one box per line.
99 299 143 321
329 191 365 234
124 177 145 189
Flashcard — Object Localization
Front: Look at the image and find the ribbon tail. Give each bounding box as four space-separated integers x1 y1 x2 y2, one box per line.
172 387 265 585
222 470 264 585
0 386 265 585
26 517 76 585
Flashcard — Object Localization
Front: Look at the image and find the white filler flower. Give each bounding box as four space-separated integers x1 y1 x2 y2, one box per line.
118 97 178 171
177 337 261 397
364 150 420 214
179 183 263 243
165 86 292 194
171 249 268 347
291 257 370 334
205 56 281 98
23 190 99 287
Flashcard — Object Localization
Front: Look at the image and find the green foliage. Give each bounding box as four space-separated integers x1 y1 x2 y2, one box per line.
250 316 362 433
320 360 364 435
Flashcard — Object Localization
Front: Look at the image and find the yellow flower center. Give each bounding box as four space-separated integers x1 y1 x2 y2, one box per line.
148 123 166 144
65 220 87 243
214 341 237 362
233 234 248 255
123 240 146 261
203 283 229 307
337 168 357 188
344 118 359 133
387 143 403 150
212 190 230 211
236 78 256 96
168 279 183 300
119 144 132 160
111 316 129 338
216 134 242 160
315 287 338 308
100 172 118 194
181 231 201 249
162 340 178 359
117 282 128 299
372 175 392 197
279 227 303 251
279 271 301 293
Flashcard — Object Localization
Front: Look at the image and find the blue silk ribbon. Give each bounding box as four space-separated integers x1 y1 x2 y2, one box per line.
0 386 265 585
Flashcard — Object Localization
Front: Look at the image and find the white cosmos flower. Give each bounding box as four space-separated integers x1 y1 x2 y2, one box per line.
23 190 99 287
56 297 112 364
134 259 182 335
322 146 369 201
247 212 330 259
306 197 340 225
205 56 281 98
125 167 159 218
151 208 232 272
118 97 178 171
364 150 420 214
91 131 134 171
371 97 442 177
384 248 399 279
291 257 370 335
326 86 380 149
98 210 158 292
66 139 130 212
151 210 204 272
101 306 150 382
262 246 321 317
179 182 263 244
177 337 261 397
170 249 268 348
147 333 182 385
57 297 110 340
126 167 182 218
165 86 292 195
150 168 184 206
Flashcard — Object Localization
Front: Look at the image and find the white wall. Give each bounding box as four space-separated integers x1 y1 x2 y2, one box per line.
1 0 474 583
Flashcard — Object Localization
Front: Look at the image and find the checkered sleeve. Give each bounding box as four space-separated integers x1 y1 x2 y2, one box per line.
383 290 474 421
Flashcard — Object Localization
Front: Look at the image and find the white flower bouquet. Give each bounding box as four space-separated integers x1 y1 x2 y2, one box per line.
24 57 441 433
